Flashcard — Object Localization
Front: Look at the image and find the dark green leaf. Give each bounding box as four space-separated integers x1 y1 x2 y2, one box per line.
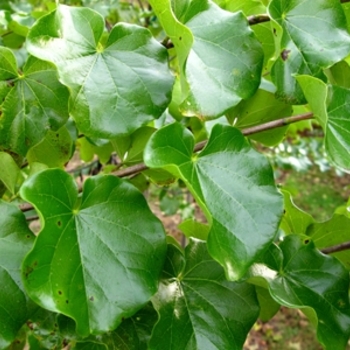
0 201 36 349
74 303 157 350
255 286 280 322
27 5 173 139
257 235 350 350
268 0 350 104
0 48 69 155
179 0 264 118
20 169 167 336
149 240 260 349
144 122 283 280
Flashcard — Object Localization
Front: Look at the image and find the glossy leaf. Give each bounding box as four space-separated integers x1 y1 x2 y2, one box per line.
268 0 350 104
297 75 350 170
280 190 314 235
144 122 283 280
27 5 174 139
178 0 264 119
0 48 69 155
307 215 350 270
257 235 350 350
0 152 21 194
20 169 167 336
149 240 260 350
27 126 73 168
0 201 36 349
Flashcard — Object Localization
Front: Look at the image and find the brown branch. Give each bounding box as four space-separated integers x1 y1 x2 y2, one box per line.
19 112 314 215
247 14 270 25
321 242 350 255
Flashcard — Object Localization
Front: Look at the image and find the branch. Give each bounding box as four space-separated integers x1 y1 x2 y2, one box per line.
19 112 314 215
321 242 350 255
247 14 270 25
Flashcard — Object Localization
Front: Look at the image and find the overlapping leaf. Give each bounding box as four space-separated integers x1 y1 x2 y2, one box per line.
20 169 167 336
280 190 314 235
297 75 350 170
0 47 69 155
26 5 174 139
0 152 21 194
144 123 283 280
307 215 350 270
268 0 350 104
255 235 350 350
149 240 260 349
178 0 263 118
0 201 36 349
226 81 293 146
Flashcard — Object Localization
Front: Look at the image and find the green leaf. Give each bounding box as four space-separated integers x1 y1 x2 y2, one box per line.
325 61 350 89
20 169 167 336
149 0 193 86
268 0 350 104
280 190 314 235
255 286 280 322
297 75 350 170
144 122 283 280
307 214 350 270
226 81 293 146
27 5 174 139
178 218 209 240
179 0 264 119
0 152 21 194
78 137 113 164
0 201 36 349
0 48 70 155
73 303 158 350
149 240 260 349
258 235 350 350
27 126 73 168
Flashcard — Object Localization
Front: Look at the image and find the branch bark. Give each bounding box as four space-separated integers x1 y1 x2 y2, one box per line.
321 242 350 255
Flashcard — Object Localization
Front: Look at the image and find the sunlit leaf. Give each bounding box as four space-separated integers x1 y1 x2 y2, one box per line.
27 5 174 139
179 0 264 119
144 122 283 280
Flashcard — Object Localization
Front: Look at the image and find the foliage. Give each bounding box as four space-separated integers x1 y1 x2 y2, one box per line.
1 0 350 349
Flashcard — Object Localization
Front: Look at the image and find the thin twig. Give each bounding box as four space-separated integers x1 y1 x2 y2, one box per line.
247 14 271 25
321 242 350 254
20 112 315 215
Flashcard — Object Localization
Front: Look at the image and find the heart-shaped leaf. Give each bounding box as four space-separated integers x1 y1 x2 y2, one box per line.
149 240 260 349
0 47 69 155
268 0 350 104
26 5 174 139
20 169 167 336
256 235 350 350
179 0 264 119
297 75 350 171
0 201 36 349
144 122 283 280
